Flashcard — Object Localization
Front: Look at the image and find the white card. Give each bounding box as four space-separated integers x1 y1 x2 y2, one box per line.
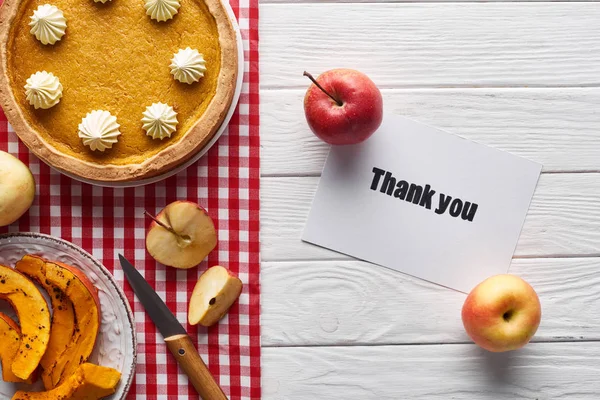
302 115 542 293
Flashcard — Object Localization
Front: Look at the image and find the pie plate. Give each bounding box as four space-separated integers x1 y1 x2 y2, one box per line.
1 0 243 188
0 232 136 399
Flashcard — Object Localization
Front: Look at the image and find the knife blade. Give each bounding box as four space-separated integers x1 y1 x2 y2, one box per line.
118 254 228 400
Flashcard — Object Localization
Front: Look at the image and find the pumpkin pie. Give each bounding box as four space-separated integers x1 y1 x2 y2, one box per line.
0 0 237 182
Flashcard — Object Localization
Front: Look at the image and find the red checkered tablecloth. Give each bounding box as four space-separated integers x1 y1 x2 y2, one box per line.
0 0 261 398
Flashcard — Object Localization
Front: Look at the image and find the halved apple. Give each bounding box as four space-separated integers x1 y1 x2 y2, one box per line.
188 265 243 327
0 312 34 383
39 260 101 389
0 264 50 380
15 255 76 372
146 201 218 269
12 362 121 400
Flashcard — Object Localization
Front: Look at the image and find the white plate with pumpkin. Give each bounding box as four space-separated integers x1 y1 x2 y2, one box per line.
0 232 136 399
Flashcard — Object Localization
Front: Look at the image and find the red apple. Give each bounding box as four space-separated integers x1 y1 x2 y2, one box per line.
303 69 383 145
462 274 542 352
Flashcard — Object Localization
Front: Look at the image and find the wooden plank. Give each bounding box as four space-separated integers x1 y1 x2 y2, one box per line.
261 88 600 175
262 258 600 346
261 174 600 261
260 0 598 4
260 3 600 88
264 0 596 3
262 342 600 399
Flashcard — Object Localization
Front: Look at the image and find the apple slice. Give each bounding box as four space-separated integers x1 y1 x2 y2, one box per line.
188 265 243 327
146 201 217 269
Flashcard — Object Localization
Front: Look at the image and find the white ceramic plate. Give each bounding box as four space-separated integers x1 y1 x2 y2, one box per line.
0 233 136 399
58 2 245 188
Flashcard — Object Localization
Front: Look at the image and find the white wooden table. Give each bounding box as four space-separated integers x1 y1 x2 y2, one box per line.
258 1 600 398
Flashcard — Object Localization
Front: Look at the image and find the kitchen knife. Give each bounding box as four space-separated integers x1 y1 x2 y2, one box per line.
118 254 227 400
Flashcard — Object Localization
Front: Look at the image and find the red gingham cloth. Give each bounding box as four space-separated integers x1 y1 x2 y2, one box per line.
0 0 261 398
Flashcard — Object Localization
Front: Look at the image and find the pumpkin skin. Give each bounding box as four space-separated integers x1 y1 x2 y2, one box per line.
0 264 50 380
11 362 121 400
15 255 76 374
32 260 101 389
0 312 34 384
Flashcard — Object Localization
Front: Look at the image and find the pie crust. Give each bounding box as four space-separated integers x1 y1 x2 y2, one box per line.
0 0 237 182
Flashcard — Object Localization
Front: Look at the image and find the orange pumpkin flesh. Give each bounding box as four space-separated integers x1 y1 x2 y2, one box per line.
0 312 33 383
11 362 121 400
15 255 76 373
36 260 101 389
0 264 50 380
70 363 122 399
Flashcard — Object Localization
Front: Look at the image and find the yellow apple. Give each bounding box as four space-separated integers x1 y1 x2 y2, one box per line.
0 151 35 227
461 274 541 352
188 265 243 327
145 201 217 269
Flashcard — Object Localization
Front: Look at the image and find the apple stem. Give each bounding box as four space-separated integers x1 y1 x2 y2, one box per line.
143 210 185 241
303 71 343 107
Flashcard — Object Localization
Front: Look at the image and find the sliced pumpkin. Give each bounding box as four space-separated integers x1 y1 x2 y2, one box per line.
0 264 50 380
11 362 121 400
0 312 34 383
19 259 101 389
15 255 76 374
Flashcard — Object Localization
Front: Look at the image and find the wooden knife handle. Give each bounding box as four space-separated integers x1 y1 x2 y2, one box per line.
165 334 228 400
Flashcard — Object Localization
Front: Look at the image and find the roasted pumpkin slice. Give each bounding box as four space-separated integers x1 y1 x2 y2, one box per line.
0 312 33 383
11 362 121 400
15 255 76 374
39 261 101 389
70 363 121 399
0 264 50 380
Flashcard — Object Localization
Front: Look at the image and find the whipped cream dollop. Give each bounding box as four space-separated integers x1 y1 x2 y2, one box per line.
141 102 178 140
170 48 206 84
24 71 63 110
29 4 67 45
78 110 121 152
94 0 112 4
144 0 180 22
